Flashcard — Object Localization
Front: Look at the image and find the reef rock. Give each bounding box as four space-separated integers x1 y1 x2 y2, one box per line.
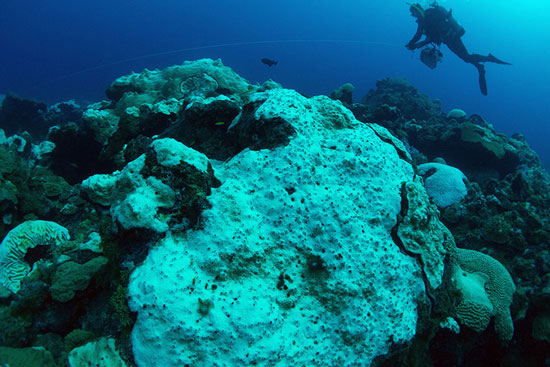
68 337 128 367
330 83 354 105
355 79 541 183
81 137 218 233
360 77 441 121
0 345 56 367
49 256 108 303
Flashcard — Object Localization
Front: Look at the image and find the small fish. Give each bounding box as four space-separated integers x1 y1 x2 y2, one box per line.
214 121 225 126
239 86 258 103
241 86 256 94
261 58 278 67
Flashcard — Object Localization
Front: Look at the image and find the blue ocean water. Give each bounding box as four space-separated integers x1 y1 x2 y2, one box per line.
1 0 549 165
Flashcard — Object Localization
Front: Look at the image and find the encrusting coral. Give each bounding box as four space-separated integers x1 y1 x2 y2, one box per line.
396 178 456 290
0 220 70 293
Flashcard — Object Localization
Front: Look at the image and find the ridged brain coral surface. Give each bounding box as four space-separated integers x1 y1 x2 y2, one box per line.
452 268 493 332
455 299 493 332
128 89 427 367
454 248 516 342
0 220 70 293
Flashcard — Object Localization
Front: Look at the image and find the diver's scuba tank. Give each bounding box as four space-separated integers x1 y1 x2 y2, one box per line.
445 8 465 38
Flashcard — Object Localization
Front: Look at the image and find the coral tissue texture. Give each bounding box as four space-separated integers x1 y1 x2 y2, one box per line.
0 220 70 293
417 162 468 208
452 248 516 342
128 89 428 367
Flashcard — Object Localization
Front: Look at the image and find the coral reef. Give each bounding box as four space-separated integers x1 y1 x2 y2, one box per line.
0 94 82 140
330 83 354 105
353 76 550 365
1 59 549 366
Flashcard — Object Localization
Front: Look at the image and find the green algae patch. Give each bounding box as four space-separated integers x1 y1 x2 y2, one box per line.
49 256 108 302
0 346 56 367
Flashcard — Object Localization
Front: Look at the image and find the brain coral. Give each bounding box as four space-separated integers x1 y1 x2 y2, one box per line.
0 220 70 293
417 162 467 208
447 108 466 119
452 267 493 332
452 248 516 342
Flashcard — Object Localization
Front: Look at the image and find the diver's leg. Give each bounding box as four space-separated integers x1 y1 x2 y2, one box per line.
485 53 512 65
447 39 488 95
476 64 488 96
446 38 511 65
464 51 511 65
445 38 471 63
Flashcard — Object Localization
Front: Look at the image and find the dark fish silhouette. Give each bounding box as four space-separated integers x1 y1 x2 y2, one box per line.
261 58 278 67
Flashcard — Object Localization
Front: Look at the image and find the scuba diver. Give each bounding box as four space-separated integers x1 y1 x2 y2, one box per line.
405 2 511 95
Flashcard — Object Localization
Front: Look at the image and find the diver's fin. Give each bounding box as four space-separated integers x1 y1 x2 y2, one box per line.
487 53 512 65
477 64 488 95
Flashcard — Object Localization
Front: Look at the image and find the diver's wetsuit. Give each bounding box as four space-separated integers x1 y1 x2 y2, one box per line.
406 4 511 95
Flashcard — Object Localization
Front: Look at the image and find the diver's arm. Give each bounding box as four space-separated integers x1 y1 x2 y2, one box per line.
407 36 431 50
413 38 432 48
406 22 424 49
